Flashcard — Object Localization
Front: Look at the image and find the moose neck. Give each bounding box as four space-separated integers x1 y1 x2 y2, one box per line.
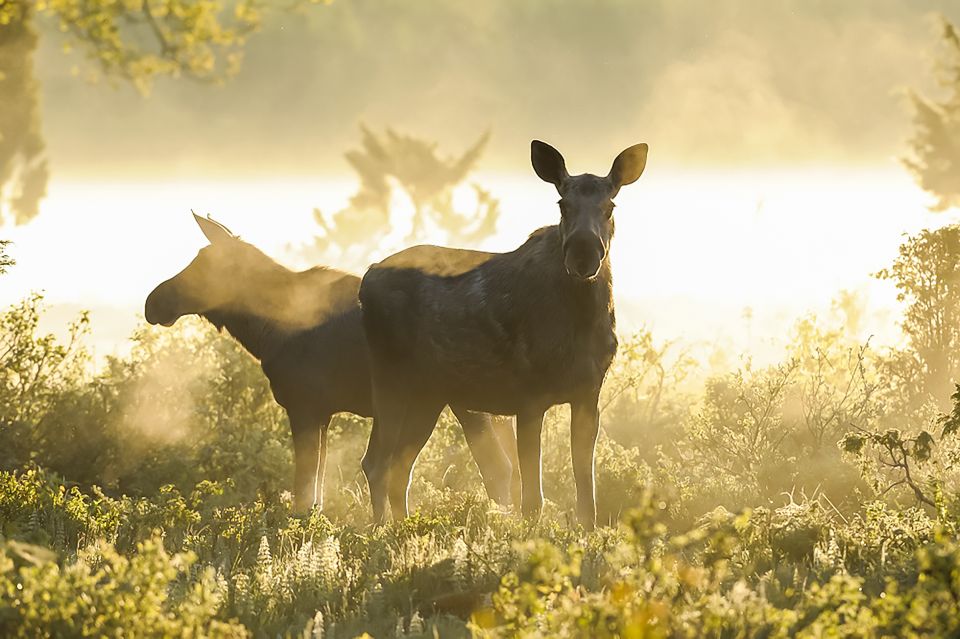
196 264 355 364
535 225 616 322
202 308 282 363
571 257 616 330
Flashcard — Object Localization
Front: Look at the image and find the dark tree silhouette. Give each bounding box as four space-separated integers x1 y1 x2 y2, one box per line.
307 126 501 269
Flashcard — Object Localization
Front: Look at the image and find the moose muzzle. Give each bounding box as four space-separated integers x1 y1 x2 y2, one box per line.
563 232 606 281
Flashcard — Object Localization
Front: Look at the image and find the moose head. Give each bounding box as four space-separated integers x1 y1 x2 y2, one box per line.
531 140 648 280
144 213 254 326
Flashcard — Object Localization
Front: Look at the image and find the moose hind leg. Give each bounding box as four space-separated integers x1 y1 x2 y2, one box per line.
361 417 392 525
387 401 444 521
364 379 410 524
452 405 515 506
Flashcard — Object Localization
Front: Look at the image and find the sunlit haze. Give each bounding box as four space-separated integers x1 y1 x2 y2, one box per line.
5 1 956 369
1 167 949 366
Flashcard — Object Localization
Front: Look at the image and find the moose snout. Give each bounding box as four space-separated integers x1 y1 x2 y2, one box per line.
144 285 178 327
563 233 606 280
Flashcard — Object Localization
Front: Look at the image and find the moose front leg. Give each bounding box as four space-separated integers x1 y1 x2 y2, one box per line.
492 416 522 508
516 408 545 521
570 396 601 530
387 401 444 522
290 411 327 514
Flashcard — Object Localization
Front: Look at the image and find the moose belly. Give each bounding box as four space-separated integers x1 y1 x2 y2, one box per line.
420 322 615 414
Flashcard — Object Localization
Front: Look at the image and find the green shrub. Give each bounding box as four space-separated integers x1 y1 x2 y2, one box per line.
0 537 247 638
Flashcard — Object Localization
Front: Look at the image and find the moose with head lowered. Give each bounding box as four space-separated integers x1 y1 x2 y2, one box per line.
359 140 648 530
144 214 518 514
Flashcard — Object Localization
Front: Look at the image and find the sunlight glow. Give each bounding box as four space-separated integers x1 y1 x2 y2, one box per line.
0 168 950 364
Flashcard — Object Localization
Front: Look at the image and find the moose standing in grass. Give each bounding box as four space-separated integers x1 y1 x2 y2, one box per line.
144 214 518 513
360 140 648 530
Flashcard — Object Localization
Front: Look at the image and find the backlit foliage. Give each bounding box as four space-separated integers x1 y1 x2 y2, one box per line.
4 0 327 94
876 224 960 409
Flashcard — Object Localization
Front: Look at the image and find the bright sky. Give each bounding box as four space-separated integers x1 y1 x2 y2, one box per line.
0 166 949 367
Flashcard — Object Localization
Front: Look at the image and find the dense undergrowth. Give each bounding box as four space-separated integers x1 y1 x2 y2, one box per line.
5 226 960 636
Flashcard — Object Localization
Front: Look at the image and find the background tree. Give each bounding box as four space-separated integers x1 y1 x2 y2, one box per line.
0 4 47 226
904 16 960 211
0 0 326 225
876 225 960 410
306 126 501 269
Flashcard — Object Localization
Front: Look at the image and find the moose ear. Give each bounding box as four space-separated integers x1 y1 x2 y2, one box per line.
531 140 569 189
193 210 234 245
608 143 648 191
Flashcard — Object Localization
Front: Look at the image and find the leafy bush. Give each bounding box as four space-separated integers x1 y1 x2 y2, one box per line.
676 314 877 516
0 536 246 638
